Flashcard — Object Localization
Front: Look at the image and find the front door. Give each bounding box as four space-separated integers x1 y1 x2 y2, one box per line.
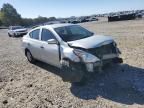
39 28 60 67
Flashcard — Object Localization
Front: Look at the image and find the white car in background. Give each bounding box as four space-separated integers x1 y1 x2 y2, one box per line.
8 26 28 37
22 23 123 83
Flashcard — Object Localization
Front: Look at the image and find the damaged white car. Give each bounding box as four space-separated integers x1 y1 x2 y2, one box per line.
22 24 123 83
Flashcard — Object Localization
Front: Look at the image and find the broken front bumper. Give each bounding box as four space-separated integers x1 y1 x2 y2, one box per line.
85 57 123 72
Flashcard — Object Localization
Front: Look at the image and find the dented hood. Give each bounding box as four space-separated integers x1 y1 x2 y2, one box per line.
68 35 114 49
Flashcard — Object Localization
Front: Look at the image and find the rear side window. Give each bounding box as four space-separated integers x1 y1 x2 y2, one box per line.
41 29 55 41
29 29 40 40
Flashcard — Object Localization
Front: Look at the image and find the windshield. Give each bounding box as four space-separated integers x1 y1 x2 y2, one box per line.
54 25 94 42
11 26 23 30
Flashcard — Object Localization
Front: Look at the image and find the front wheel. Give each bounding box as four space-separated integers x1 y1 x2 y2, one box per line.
8 33 11 37
72 75 87 86
61 60 87 85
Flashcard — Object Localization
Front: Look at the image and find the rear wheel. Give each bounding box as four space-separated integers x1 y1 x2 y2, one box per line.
26 50 35 63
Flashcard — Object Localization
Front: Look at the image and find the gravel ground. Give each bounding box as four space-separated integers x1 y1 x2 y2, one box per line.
0 19 144 108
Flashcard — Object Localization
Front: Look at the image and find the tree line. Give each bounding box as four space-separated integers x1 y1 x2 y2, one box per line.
0 3 56 27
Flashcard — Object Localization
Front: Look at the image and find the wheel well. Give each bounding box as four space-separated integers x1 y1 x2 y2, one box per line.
62 58 86 70
62 58 73 63
62 58 82 65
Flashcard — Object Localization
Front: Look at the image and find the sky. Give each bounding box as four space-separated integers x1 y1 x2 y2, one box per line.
0 0 144 18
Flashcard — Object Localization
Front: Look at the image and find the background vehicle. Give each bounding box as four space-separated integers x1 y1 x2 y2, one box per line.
8 26 28 37
87 17 98 22
22 24 123 83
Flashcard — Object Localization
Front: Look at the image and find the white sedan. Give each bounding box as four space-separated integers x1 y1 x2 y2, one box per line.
8 26 28 37
22 23 123 83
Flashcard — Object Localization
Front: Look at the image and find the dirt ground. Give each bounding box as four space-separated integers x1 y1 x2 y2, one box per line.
0 19 144 108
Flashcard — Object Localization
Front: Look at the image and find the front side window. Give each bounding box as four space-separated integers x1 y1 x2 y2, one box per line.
41 29 55 41
29 29 40 40
54 25 94 42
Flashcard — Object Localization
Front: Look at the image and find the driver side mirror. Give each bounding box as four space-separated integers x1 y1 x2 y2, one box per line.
47 39 58 44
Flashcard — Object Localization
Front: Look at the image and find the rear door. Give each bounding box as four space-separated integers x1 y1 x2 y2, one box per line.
27 29 42 60
39 28 60 67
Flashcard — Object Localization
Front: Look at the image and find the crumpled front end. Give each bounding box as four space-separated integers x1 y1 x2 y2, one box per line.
84 55 123 73
71 41 123 72
61 40 123 73
60 41 123 82
82 42 123 72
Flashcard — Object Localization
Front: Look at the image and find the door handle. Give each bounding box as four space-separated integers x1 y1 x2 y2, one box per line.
40 46 44 49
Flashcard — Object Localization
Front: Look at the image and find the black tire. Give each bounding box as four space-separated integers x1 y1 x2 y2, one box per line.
61 60 87 85
26 50 35 63
8 33 11 37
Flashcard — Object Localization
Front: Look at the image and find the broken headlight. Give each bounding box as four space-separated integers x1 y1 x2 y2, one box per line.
73 49 100 63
